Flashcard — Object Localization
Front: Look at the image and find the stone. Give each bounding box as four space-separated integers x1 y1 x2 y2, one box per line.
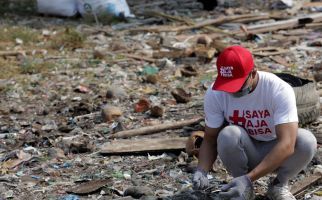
101 105 123 122
124 186 154 199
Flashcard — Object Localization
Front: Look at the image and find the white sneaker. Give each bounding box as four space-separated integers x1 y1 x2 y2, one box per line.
267 184 296 200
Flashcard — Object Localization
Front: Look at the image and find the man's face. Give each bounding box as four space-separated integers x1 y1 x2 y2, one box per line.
231 71 253 98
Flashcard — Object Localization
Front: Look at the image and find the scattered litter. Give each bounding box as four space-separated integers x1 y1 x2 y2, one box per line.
77 0 134 18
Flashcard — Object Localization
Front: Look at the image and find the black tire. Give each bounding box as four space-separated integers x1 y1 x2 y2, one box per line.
275 73 320 125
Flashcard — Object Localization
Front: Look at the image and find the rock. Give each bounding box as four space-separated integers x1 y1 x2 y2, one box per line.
124 186 154 199
57 134 94 154
41 123 58 131
150 105 164 118
101 105 123 122
47 147 66 159
145 74 159 84
93 50 106 59
10 105 25 114
106 86 127 99
0 105 10 114
181 65 198 77
171 88 192 103
196 35 213 47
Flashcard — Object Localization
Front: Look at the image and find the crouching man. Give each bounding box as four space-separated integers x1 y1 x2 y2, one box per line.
193 45 317 200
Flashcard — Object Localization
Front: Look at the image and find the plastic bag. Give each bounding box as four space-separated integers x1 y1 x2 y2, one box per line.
77 0 134 18
37 0 78 17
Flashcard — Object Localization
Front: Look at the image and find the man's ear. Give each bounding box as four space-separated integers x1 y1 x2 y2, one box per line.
251 68 257 78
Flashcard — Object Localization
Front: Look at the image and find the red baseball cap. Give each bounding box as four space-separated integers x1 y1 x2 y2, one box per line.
212 45 254 93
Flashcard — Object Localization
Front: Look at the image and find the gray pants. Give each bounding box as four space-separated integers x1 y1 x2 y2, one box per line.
217 125 317 185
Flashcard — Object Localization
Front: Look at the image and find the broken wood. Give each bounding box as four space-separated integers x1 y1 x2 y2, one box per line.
303 2 322 8
121 53 156 63
110 117 203 139
270 56 291 68
101 137 188 154
233 14 270 23
66 179 111 194
172 14 264 32
73 112 100 121
291 174 322 195
152 49 191 59
0 51 25 57
238 13 322 34
143 10 230 34
0 50 47 57
306 22 322 28
252 49 289 57
134 12 262 34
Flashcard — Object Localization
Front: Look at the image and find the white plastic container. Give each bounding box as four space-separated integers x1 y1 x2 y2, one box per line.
37 0 78 17
77 0 134 18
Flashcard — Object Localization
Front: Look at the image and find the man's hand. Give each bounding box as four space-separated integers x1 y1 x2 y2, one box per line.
219 175 253 199
192 168 209 190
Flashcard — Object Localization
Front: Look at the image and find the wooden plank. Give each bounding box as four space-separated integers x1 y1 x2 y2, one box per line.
252 49 289 57
291 175 322 195
303 2 322 8
238 13 322 34
172 14 261 32
270 56 291 68
233 15 270 23
306 22 322 28
130 14 264 34
121 53 156 63
110 117 203 139
100 137 188 154
152 50 190 59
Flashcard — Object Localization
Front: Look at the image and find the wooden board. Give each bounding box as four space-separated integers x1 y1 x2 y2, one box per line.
303 2 322 8
291 175 322 195
239 13 322 34
100 137 188 154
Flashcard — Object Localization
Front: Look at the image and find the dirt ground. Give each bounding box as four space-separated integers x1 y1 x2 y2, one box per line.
0 0 321 199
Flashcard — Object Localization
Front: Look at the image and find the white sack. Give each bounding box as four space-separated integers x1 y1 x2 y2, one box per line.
37 0 78 17
77 0 134 18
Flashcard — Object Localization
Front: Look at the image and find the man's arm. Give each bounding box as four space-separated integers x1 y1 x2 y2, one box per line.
247 122 298 182
197 125 222 172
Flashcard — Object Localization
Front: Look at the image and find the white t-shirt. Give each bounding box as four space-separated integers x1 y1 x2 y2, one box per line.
204 71 298 141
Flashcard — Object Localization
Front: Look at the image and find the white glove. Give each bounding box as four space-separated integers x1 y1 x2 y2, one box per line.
192 167 209 190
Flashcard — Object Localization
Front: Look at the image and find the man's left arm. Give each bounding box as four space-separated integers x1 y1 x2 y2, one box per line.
247 122 298 182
